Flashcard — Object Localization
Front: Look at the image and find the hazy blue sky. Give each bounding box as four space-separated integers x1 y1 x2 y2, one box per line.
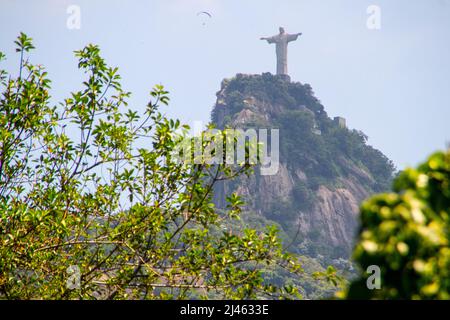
1 0 449 169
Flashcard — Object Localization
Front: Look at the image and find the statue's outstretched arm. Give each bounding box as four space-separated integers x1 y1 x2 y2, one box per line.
288 32 302 42
261 36 276 44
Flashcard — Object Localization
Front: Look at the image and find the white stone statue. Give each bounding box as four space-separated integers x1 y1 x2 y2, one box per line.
261 27 302 76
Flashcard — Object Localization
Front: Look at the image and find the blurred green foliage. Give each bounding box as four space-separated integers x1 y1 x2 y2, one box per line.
345 150 450 299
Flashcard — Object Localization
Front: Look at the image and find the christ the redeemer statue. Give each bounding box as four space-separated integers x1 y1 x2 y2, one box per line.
261 27 302 76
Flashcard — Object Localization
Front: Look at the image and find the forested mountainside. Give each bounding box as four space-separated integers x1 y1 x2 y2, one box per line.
212 73 395 260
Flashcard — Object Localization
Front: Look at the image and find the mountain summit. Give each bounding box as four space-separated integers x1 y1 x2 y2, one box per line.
212 73 395 259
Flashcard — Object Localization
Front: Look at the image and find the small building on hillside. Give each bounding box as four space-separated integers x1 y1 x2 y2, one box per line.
334 116 346 129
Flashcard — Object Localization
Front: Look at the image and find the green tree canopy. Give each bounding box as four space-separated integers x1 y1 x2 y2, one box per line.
0 34 303 299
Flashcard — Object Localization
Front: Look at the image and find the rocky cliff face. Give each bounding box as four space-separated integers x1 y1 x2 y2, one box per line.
212 73 395 258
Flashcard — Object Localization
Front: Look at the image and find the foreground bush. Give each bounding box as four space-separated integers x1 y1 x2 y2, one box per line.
346 150 450 299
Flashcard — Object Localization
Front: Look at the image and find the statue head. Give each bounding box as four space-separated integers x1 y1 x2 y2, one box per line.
279 27 285 34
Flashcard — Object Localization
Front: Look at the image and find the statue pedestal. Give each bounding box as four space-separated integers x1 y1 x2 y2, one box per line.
277 74 291 82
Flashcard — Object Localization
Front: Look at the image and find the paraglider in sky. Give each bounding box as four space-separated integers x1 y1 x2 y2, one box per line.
197 11 212 26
